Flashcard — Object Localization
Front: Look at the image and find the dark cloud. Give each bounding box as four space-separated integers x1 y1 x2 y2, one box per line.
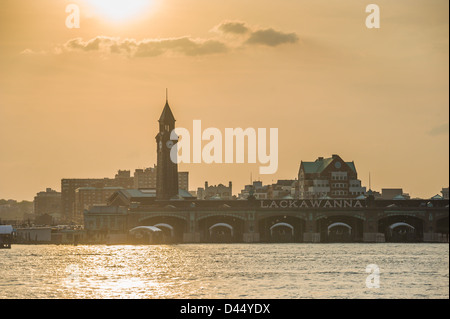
217 21 249 34
246 28 299 46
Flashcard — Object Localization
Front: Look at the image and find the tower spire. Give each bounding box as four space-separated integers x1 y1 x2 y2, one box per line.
156 89 178 200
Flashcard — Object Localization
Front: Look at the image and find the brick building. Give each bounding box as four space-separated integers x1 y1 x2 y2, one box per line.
298 154 366 199
34 188 61 219
61 170 134 222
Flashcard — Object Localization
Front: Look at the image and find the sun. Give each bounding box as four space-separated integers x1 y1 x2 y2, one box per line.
87 0 153 22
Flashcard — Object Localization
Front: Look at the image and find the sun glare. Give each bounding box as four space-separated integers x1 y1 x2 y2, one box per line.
87 0 153 22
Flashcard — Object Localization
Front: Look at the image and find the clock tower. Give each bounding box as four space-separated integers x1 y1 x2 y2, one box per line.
156 92 179 200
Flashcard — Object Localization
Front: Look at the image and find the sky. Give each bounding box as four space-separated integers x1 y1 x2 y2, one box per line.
0 0 448 201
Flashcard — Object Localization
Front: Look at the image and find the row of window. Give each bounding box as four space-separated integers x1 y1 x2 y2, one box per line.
300 191 365 197
331 176 347 180
332 191 348 195
332 183 347 188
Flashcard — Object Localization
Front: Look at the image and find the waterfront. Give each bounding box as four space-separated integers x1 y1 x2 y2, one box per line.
0 243 448 299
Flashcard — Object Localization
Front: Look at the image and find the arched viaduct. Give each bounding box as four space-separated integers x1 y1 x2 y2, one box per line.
126 199 449 243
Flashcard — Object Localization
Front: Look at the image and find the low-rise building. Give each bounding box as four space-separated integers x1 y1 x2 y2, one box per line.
197 181 233 200
381 188 410 200
238 180 297 200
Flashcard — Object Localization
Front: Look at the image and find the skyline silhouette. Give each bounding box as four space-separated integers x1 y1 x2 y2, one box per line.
0 0 448 201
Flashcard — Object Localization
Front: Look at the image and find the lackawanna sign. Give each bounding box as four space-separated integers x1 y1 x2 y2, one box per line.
260 199 365 209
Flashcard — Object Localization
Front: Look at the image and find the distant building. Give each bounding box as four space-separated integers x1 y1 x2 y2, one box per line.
34 188 61 219
369 190 382 199
268 180 297 199
442 187 449 200
74 186 124 218
61 170 134 222
134 166 189 192
197 181 233 200
0 200 34 222
381 188 410 200
298 154 366 199
238 180 297 200
134 166 157 189
178 171 189 193
238 181 268 199
115 170 131 180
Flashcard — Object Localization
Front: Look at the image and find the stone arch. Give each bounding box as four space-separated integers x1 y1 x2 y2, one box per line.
198 214 244 243
258 215 305 243
138 215 187 243
378 215 424 242
209 223 234 237
327 222 352 235
316 215 363 242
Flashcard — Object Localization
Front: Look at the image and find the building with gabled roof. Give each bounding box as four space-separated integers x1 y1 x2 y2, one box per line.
106 188 194 207
298 154 366 199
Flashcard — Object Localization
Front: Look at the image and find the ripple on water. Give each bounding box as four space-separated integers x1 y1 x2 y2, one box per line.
0 243 448 299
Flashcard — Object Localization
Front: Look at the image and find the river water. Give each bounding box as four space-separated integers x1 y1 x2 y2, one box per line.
0 243 448 299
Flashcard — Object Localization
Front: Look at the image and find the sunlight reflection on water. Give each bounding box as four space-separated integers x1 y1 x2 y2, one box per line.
0 244 448 299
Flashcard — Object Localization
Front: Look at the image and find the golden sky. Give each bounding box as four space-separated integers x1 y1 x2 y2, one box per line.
0 0 448 200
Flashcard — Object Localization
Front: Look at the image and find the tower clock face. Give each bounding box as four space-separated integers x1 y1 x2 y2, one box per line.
335 162 341 169
166 140 174 149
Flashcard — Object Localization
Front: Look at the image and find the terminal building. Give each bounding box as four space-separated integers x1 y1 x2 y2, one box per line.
83 97 449 244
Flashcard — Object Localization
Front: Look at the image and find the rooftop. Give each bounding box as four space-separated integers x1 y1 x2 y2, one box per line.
301 155 356 174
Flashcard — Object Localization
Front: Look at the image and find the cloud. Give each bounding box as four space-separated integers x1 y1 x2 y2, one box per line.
246 28 299 47
134 37 228 57
428 123 449 136
217 21 249 34
64 36 116 52
20 48 46 55
61 36 228 57
22 21 299 58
